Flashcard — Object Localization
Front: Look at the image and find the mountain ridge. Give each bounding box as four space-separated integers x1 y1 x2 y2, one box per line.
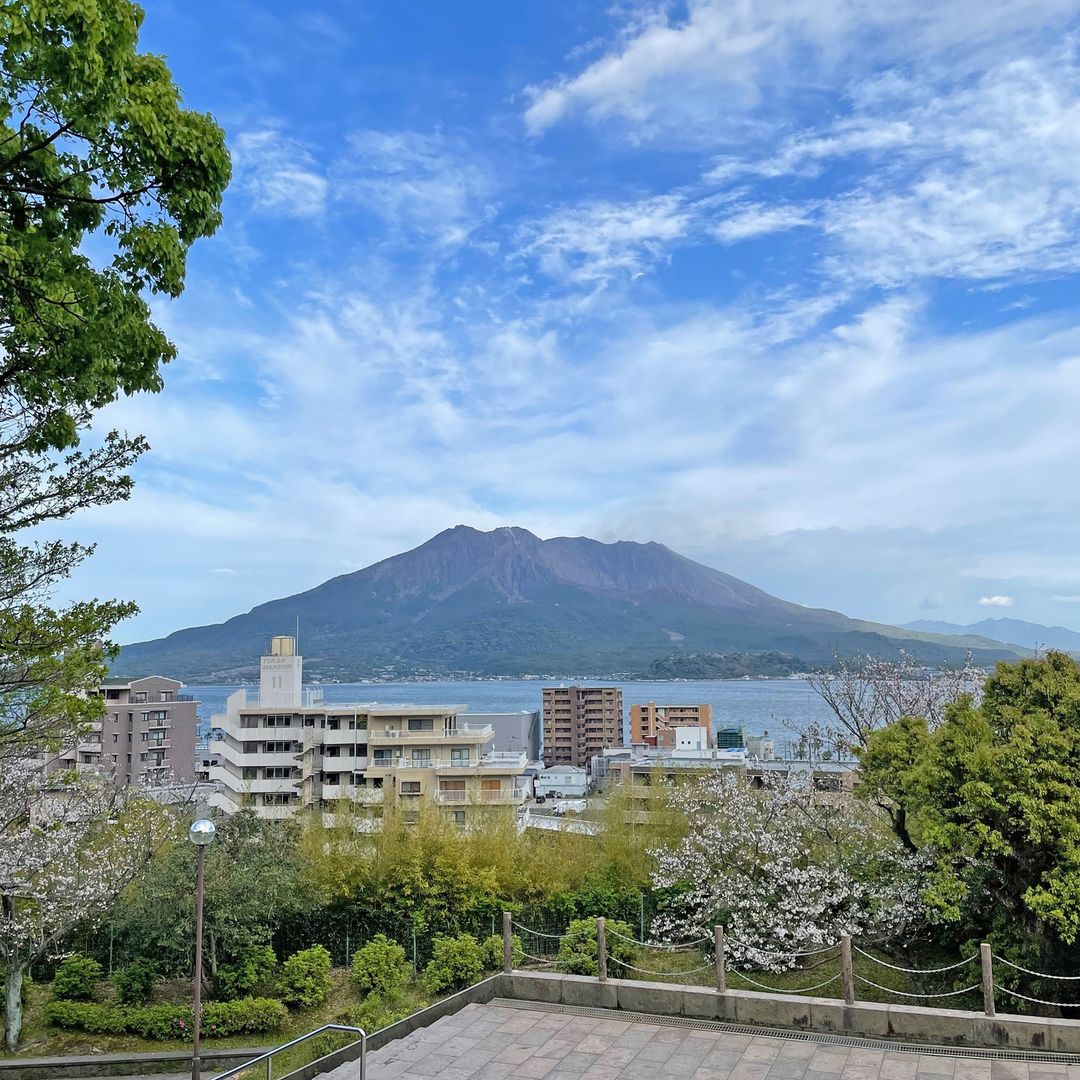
905 617 1080 653
114 525 1025 680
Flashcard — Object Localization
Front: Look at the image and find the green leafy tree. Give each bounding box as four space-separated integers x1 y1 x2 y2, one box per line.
108 812 317 981
0 1 226 1049
113 958 157 1005
860 651 1080 986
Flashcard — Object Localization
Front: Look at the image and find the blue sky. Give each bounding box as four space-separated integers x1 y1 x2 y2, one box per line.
60 0 1080 641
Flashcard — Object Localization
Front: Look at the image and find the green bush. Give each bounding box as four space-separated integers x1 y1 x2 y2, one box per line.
337 989 423 1033
203 997 288 1037
114 959 158 1005
556 918 634 976
44 1001 127 1035
482 933 523 971
424 933 484 994
350 935 410 995
278 945 332 1008
52 954 104 1001
217 945 277 1001
45 997 288 1041
128 1004 194 1041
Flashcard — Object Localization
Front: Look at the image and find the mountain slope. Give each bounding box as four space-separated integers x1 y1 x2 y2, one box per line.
114 526 1024 680
905 617 1080 652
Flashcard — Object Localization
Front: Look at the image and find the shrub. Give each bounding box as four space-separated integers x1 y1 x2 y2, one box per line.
482 933 523 972
128 1004 194 1041
114 959 158 1005
424 933 484 994
337 989 423 1033
217 945 277 1001
52 954 104 1002
350 935 410 996
203 997 288 1037
44 1001 127 1035
556 918 634 976
278 945 332 1008
45 998 287 1041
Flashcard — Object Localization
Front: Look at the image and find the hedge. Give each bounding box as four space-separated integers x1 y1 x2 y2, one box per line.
44 997 288 1040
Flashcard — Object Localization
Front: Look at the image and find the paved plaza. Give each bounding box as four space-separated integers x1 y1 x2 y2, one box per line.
322 1002 1079 1080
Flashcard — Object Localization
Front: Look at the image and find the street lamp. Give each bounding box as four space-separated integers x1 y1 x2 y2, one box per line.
189 819 216 1080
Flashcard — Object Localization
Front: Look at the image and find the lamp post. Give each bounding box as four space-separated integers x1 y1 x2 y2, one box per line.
189 819 216 1080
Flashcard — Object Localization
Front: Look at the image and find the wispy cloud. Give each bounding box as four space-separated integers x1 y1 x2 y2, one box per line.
523 0 1078 139
980 596 1015 607
231 128 328 218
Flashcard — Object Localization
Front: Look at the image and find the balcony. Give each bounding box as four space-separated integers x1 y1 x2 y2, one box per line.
367 723 493 744
434 786 529 805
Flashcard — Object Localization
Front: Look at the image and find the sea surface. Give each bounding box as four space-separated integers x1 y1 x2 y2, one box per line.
189 678 836 747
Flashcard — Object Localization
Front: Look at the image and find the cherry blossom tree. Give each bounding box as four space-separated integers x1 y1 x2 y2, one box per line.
802 649 985 757
0 761 175 1049
649 771 924 971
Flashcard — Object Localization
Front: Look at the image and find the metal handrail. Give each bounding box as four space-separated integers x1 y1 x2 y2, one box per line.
210 1023 367 1080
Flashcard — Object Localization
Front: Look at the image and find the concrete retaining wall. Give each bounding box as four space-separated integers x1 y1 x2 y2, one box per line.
0 1047 266 1080
502 971 1080 1052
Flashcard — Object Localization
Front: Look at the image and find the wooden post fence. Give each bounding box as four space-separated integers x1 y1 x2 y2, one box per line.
597 917 607 982
714 925 726 993
841 933 855 1005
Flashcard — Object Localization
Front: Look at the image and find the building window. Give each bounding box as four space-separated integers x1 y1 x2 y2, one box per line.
265 715 292 728
372 749 392 764
263 741 293 753
400 781 421 794
134 692 147 703
326 746 340 758
242 767 258 780
408 718 433 731
451 810 466 825
264 767 292 779
411 749 431 766
450 748 469 765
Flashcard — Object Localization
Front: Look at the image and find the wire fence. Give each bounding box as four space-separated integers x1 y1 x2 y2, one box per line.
507 917 1080 1018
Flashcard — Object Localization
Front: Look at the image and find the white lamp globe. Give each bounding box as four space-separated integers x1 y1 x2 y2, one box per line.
188 819 217 847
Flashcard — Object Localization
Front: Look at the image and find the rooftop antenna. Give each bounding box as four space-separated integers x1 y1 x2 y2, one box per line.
295 613 299 653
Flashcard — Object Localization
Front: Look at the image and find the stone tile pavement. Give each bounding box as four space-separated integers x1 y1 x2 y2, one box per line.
318 1003 1080 1080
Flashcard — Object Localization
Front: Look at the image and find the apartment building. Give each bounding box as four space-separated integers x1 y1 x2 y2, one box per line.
52 676 200 785
208 637 528 821
542 685 623 768
468 711 541 760
629 701 712 747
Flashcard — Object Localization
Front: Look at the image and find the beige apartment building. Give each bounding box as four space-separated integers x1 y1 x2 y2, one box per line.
52 675 200 785
629 701 712 746
208 637 528 821
542 685 623 768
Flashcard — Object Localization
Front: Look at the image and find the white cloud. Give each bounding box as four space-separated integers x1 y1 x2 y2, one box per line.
334 131 496 249
523 0 1078 139
979 595 1015 607
231 129 328 218
517 194 693 287
713 203 814 243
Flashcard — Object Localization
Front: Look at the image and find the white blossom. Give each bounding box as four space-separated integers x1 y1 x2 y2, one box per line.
649 771 925 972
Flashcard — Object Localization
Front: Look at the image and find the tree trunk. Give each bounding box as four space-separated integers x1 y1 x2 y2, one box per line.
209 928 218 979
5 962 25 1053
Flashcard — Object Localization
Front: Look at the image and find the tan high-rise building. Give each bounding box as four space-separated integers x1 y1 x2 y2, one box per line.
52 676 200 785
630 702 712 747
542 685 623 768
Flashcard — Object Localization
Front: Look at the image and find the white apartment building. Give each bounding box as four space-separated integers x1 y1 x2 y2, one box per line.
208 637 529 822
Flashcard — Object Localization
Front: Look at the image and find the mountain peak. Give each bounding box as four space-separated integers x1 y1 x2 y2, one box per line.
114 526 1024 680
